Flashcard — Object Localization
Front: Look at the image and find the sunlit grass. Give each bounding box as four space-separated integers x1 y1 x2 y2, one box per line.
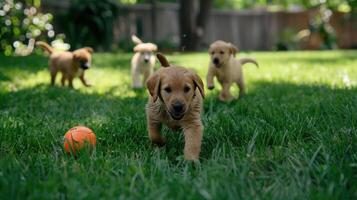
0 50 356 199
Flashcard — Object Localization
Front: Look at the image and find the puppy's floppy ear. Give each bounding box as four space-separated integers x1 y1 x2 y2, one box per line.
208 45 213 54
133 45 140 52
146 73 161 102
83 47 94 54
157 53 170 67
151 44 158 52
191 73 205 99
229 43 238 57
72 51 80 60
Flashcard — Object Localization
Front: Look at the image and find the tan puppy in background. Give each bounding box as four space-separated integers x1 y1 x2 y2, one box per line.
145 53 205 161
36 41 93 88
206 40 258 102
131 35 157 88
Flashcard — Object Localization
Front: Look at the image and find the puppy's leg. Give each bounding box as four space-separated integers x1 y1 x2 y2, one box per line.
183 123 203 161
80 73 91 87
206 67 215 90
68 76 74 88
147 117 165 146
219 82 233 102
50 70 57 86
131 64 142 88
61 74 66 86
49 62 58 86
236 77 246 98
132 72 142 88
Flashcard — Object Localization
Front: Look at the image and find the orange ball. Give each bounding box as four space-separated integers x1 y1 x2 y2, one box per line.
63 126 96 155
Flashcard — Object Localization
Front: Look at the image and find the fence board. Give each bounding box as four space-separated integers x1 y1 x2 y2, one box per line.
41 1 357 50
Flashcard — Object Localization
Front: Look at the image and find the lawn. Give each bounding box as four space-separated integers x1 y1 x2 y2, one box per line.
0 50 357 199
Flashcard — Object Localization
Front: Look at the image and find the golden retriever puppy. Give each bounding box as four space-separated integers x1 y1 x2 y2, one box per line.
206 40 258 102
36 41 93 88
131 35 158 88
145 53 205 161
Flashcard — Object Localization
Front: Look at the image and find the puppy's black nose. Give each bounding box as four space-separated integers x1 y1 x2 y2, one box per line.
213 58 219 65
172 102 184 113
81 62 90 70
144 59 149 63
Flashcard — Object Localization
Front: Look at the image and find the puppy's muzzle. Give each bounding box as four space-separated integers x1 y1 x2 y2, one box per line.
80 62 90 70
144 55 150 63
213 58 220 67
169 101 186 120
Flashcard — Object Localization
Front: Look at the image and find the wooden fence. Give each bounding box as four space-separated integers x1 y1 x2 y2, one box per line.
42 1 357 50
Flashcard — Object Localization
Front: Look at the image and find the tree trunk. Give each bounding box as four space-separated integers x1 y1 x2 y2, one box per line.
196 0 212 36
179 0 212 51
179 0 195 51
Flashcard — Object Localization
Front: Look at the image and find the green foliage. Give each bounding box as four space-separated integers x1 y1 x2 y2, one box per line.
214 0 261 9
117 0 354 12
117 0 177 4
275 28 299 50
1 51 357 199
309 5 337 49
64 0 118 51
0 0 59 55
213 0 353 11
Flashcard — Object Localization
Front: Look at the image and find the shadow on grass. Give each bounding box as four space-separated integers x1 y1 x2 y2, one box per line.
199 81 357 160
1 81 356 162
0 71 11 81
0 84 148 156
0 54 48 73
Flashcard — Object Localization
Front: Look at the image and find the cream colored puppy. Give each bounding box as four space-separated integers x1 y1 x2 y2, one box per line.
146 53 205 161
131 35 157 88
206 40 258 102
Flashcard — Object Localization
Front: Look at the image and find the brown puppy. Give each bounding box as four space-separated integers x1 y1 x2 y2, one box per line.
145 53 205 161
206 40 258 102
36 41 93 88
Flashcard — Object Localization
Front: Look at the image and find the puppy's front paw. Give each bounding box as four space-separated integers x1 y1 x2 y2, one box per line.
184 153 199 162
219 94 233 102
151 137 166 147
207 85 215 90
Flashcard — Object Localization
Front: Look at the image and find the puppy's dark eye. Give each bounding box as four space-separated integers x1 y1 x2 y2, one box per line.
184 86 190 93
220 51 224 54
211 52 214 55
164 87 171 93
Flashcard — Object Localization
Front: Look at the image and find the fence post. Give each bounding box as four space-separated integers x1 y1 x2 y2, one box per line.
150 0 157 41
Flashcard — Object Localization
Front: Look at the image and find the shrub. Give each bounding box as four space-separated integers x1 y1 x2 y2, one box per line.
0 0 62 56
64 0 118 51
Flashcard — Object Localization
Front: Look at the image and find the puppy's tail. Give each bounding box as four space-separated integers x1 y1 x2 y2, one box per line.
157 53 170 67
36 41 54 54
239 58 259 68
131 35 143 45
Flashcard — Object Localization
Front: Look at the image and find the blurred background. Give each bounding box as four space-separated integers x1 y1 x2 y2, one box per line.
1 0 356 55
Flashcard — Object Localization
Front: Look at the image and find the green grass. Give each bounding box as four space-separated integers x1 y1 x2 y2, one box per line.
0 51 357 199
